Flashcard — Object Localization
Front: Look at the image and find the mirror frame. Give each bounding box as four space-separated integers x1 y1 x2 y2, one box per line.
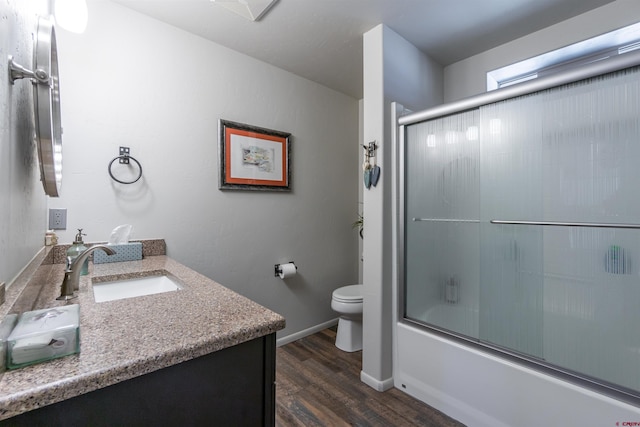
34 16 63 197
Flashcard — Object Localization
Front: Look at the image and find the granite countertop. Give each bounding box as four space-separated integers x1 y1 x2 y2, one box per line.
0 252 285 421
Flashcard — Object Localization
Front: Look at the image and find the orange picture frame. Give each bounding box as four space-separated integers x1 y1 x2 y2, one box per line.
218 119 291 191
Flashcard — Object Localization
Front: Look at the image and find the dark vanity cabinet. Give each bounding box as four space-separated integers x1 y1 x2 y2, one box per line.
2 334 276 427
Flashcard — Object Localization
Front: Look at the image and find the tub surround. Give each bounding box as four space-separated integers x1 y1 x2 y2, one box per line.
0 240 285 421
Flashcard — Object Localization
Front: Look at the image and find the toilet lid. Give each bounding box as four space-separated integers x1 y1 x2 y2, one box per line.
332 284 363 303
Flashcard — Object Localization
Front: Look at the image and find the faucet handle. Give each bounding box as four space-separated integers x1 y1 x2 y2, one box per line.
65 256 74 271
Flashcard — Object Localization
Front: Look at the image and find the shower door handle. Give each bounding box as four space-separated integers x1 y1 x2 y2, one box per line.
490 220 640 229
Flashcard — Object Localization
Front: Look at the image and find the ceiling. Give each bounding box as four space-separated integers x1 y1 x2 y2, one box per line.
113 0 616 99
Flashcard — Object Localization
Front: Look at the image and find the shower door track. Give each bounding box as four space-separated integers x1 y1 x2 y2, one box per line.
398 48 640 126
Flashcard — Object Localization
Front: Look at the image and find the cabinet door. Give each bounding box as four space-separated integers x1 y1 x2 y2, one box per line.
2 334 276 427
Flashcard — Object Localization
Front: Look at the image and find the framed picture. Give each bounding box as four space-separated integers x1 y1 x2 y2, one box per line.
218 119 291 191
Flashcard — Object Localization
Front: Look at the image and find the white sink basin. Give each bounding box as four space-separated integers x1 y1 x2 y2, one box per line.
93 274 182 303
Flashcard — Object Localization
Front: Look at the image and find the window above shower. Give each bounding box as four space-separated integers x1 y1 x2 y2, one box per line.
487 21 640 91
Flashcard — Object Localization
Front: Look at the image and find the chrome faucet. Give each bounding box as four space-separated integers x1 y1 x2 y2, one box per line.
57 245 116 301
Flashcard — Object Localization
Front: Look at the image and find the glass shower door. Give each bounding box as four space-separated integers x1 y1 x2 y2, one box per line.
478 94 545 359
404 110 481 338
403 65 640 396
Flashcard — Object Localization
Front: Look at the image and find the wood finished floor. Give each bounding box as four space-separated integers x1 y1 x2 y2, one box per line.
275 328 465 427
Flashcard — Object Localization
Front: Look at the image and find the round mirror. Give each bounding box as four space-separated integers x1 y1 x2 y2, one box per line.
34 16 63 197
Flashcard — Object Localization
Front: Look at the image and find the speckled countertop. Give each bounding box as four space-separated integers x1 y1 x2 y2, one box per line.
0 244 285 421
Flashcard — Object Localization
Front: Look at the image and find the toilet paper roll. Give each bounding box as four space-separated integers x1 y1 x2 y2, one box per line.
278 263 297 279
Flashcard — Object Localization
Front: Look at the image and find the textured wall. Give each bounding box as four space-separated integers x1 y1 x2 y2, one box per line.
0 1 49 287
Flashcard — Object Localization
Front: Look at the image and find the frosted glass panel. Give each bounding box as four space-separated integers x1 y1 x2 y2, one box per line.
479 92 545 358
403 66 640 394
404 110 480 337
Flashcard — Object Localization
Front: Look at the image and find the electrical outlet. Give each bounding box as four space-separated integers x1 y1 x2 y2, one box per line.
49 208 67 230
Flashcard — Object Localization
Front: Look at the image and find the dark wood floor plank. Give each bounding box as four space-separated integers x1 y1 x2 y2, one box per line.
276 328 466 427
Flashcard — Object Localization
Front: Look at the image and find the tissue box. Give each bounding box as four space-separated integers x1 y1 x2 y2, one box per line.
7 305 80 369
93 242 143 264
0 314 18 372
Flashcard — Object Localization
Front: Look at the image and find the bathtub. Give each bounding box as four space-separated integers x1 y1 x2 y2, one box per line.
394 304 640 427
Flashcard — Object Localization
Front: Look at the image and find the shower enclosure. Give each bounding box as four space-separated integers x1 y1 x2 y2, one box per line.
398 50 640 415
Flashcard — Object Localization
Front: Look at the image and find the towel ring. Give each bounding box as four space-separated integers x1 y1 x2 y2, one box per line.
108 147 142 184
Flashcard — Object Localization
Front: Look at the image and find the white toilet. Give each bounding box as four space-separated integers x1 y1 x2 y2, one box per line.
331 284 363 352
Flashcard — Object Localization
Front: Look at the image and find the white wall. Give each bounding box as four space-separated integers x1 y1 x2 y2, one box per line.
361 24 442 390
50 0 360 340
0 0 50 287
444 0 640 102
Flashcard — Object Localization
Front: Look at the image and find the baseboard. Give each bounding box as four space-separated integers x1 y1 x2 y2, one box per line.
276 318 339 347
360 370 394 392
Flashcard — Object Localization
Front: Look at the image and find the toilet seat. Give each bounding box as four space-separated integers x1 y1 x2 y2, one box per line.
332 284 363 304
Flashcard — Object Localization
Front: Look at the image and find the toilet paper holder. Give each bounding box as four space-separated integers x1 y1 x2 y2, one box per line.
275 262 297 277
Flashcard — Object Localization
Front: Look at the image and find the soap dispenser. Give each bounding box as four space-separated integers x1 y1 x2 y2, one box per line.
67 229 88 276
